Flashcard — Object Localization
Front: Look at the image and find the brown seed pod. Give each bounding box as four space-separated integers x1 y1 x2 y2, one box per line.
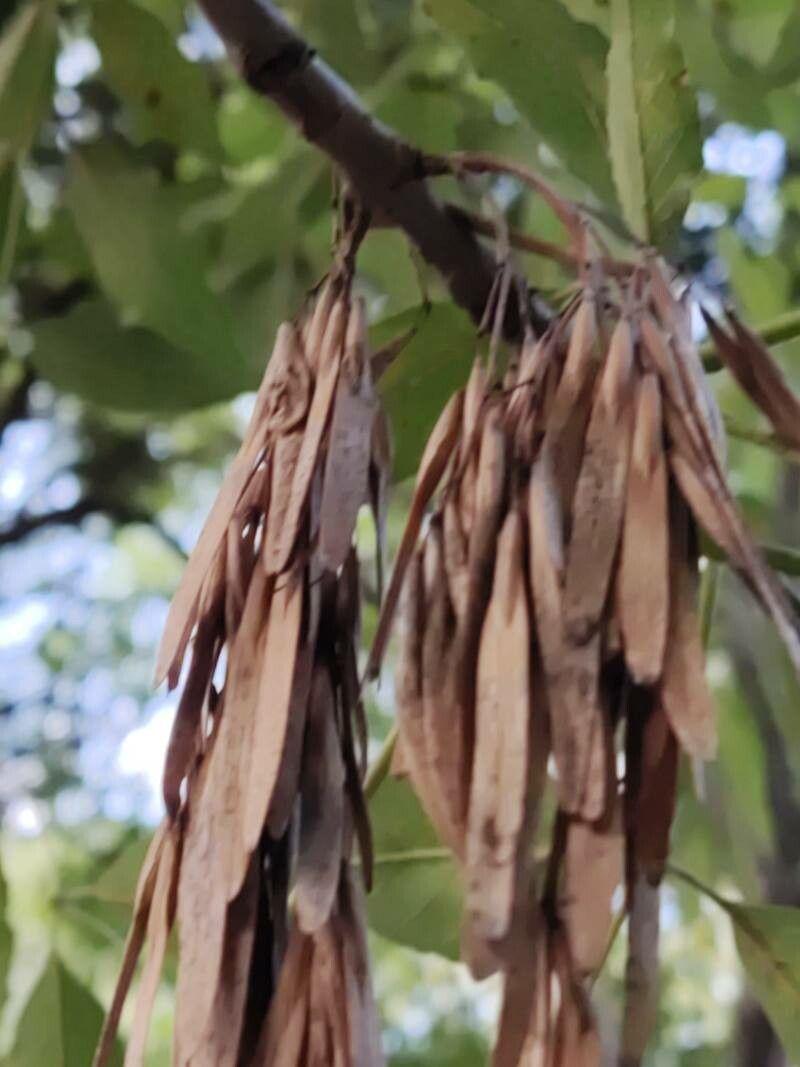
367 234 800 1067
96 261 384 1067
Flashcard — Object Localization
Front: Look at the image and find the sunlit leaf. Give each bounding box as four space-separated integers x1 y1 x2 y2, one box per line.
92 0 219 156
424 0 614 200
373 302 476 482
0 0 56 166
606 0 701 245
368 775 462 960
5 953 122 1066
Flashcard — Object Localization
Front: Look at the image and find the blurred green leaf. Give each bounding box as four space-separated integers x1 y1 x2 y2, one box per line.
0 0 56 166
66 832 151 909
671 866 800 1058
92 0 219 156
373 302 476 482
368 775 462 960
66 144 247 387
717 229 790 324
424 0 614 200
5 953 122 1066
31 298 249 412
692 172 747 209
728 903 800 1057
0 856 11 1016
557 0 610 34
606 0 701 245
715 0 794 68
217 87 287 165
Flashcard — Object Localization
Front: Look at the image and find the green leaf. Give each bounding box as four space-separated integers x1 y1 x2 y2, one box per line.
0 0 56 166
716 229 790 324
217 87 287 165
606 0 701 245
367 775 462 960
670 867 800 1058
373 302 476 482
424 0 614 200
31 298 250 411
92 0 219 156
5 954 122 1066
692 172 746 208
727 903 800 1057
66 144 247 386
675 0 800 129
64 833 152 908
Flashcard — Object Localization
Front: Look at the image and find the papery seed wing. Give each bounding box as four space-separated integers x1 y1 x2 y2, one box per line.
192 856 260 1067
92 824 169 1067
123 827 180 1067
155 323 294 687
254 922 313 1066
369 404 393 602
723 309 800 451
162 614 219 819
295 664 346 933
562 807 623 978
467 508 531 953
563 318 634 644
262 429 304 572
395 547 459 853
659 501 717 760
421 519 465 846
443 494 469 622
454 402 508 754
319 301 377 571
635 704 679 885
366 388 464 680
174 738 230 1064
271 299 347 573
618 374 669 685
242 565 306 855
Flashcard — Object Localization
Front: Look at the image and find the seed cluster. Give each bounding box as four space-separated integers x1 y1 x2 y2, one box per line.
96 191 800 1066
368 254 800 1065
94 263 389 1067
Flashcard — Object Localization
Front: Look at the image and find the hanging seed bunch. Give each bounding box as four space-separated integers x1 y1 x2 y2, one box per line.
95 245 390 1067
368 231 800 1062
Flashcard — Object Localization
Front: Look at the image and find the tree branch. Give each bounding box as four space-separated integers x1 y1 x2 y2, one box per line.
195 0 551 335
0 495 186 557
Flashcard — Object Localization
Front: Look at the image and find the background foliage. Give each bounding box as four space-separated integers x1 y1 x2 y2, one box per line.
2 0 800 1063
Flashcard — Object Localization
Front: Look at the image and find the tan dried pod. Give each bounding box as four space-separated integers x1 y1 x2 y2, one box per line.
617 373 669 685
101 259 386 1066
466 507 532 954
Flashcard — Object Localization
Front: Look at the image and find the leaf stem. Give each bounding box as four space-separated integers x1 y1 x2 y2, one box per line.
364 724 398 801
0 161 24 292
666 862 730 911
699 560 719 649
372 847 451 866
701 307 800 370
589 908 626 989
723 417 800 464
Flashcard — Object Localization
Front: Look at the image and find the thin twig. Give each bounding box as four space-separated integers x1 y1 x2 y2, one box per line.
363 724 398 801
